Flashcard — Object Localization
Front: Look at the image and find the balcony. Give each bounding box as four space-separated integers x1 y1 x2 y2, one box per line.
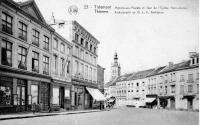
18 62 27 70
32 68 39 73
187 80 194 83
43 71 49 75
32 41 39 47
18 34 27 41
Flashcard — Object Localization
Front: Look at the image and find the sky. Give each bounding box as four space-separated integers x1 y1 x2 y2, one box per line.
15 0 199 83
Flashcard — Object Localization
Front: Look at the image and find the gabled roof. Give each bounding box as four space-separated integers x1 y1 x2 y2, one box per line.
18 0 46 23
126 68 155 81
104 73 133 87
147 66 166 77
158 60 198 75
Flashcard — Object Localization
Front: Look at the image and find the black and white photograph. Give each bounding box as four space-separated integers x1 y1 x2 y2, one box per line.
0 0 199 125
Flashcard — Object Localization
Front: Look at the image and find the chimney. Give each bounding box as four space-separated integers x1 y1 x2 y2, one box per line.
189 52 197 58
168 62 174 67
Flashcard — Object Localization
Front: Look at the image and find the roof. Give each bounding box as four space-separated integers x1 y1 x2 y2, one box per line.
126 68 155 81
73 21 100 44
158 60 198 75
18 0 46 23
147 66 166 77
2 0 54 31
104 73 133 87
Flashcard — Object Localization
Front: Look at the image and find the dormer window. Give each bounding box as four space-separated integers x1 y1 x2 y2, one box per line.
192 58 195 64
81 38 84 45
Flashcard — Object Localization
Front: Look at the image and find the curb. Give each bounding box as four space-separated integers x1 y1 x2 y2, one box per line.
0 110 109 121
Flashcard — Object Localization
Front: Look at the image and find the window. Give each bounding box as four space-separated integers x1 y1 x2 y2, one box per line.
90 55 92 63
0 77 12 106
171 85 175 93
53 87 60 105
197 84 199 93
2 12 13 34
75 61 79 74
75 33 79 42
1 40 12 66
32 29 39 46
94 57 96 65
85 65 88 79
188 74 193 81
80 49 84 59
43 56 49 75
61 58 65 75
66 61 70 74
165 86 167 94
81 38 84 45
188 85 193 93
43 36 49 51
192 58 195 64
80 63 84 77
53 55 58 74
94 47 96 54
90 67 92 81
180 85 184 94
136 83 139 87
32 51 39 72
18 46 27 70
85 41 88 49
53 38 58 50
180 75 184 81
66 47 70 55
61 43 65 53
85 52 88 61
197 57 199 64
75 46 79 57
18 22 27 41
31 84 38 104
90 44 92 51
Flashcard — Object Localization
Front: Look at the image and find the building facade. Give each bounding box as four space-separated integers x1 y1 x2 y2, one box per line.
0 0 54 113
157 52 199 110
51 32 73 111
52 21 103 110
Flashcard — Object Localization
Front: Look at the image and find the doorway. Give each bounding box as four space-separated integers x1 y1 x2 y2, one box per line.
187 98 193 110
40 82 50 111
17 79 27 112
170 98 175 109
60 87 64 109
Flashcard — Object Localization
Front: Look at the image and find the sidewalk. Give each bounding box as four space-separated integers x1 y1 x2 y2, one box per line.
0 109 109 121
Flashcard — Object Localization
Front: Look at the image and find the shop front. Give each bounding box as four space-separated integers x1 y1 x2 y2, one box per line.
51 84 72 111
145 95 157 108
0 67 51 114
85 87 106 109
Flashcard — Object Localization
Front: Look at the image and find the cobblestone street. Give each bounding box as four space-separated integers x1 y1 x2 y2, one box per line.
0 107 198 125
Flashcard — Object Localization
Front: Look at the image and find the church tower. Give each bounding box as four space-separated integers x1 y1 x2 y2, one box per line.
110 52 121 80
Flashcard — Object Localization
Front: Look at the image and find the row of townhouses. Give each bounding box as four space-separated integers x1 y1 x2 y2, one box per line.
105 52 199 110
0 0 105 114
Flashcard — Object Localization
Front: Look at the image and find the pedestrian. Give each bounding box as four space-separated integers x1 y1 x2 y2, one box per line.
32 102 36 114
100 102 102 110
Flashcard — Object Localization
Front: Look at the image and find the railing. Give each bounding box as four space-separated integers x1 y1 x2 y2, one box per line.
18 62 27 70
43 71 49 75
187 80 194 83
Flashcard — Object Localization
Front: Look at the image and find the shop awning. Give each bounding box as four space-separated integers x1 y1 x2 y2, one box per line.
86 87 106 101
145 98 156 103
